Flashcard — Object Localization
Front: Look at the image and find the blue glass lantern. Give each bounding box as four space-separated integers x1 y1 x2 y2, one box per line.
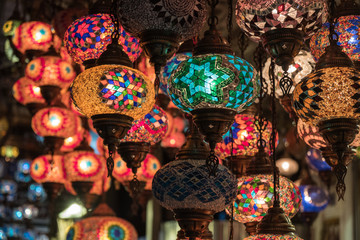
306 149 331 172
27 183 47 202
299 185 329 212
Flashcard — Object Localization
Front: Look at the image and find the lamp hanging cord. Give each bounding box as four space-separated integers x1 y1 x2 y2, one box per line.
328 0 339 46
227 0 233 44
110 0 120 43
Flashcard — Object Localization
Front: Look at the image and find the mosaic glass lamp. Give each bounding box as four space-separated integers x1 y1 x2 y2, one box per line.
236 0 327 71
12 77 45 114
299 184 328 213
310 0 360 65
71 31 155 175
152 123 237 239
12 21 53 55
306 149 331 172
293 27 360 199
61 128 87 152
161 112 186 149
3 20 21 37
297 119 327 150
66 202 138 240
64 13 142 67
118 0 207 94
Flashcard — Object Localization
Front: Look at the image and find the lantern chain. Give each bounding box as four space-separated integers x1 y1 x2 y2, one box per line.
227 0 233 44
110 0 120 42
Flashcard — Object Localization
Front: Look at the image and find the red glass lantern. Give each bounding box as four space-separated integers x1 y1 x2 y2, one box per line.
30 155 66 184
12 77 45 106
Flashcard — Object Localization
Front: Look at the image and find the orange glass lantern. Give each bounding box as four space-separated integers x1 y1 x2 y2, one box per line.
30 155 66 184
12 77 45 106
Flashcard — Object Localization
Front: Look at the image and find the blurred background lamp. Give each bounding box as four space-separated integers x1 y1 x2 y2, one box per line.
276 157 299 177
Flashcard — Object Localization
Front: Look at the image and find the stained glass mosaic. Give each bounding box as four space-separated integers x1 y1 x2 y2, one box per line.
71 65 155 120
297 119 327 150
299 185 328 213
215 113 276 159
226 175 301 223
12 21 53 54
30 155 66 184
64 13 141 64
25 56 76 89
31 107 81 139
244 234 303 240
168 54 259 113
306 148 331 172
310 16 360 62
236 0 327 42
160 52 192 94
152 159 237 212
12 77 45 106
118 0 207 41
293 67 360 125
120 105 168 143
64 151 105 181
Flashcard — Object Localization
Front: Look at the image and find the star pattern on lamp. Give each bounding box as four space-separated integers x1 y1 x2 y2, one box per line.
170 55 235 111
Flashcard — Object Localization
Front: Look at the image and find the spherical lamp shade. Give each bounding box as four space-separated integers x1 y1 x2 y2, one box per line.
120 105 168 143
160 52 192 94
276 158 299 177
235 0 327 42
25 56 76 89
161 115 186 148
31 107 81 138
293 67 360 125
168 54 259 113
3 20 21 36
263 49 315 97
71 65 155 120
118 0 207 42
12 77 45 105
299 185 328 213
30 155 66 183
228 175 301 223
244 234 303 240
66 203 138 240
64 151 105 182
12 21 53 54
215 113 276 159
89 175 111 195
297 119 327 150
61 128 86 152
306 149 331 172
64 13 141 64
152 159 237 212
310 16 360 62
112 155 132 180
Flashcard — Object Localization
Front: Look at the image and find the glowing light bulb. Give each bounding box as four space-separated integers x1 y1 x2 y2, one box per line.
282 161 290 171
64 137 74 144
288 64 297 73
34 31 43 41
79 160 89 170
33 86 41 95
239 130 248 140
49 114 61 127
170 139 176 145
305 196 312 202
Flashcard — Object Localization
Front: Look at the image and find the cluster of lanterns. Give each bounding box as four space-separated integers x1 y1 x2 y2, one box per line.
3 0 360 239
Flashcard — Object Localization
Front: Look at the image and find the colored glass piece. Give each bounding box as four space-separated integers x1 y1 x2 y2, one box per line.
243 234 303 240
168 54 259 113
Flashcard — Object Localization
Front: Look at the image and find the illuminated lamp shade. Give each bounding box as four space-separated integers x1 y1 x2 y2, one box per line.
25 56 76 89
4 39 20 63
61 128 86 152
31 107 81 139
64 151 105 182
66 203 138 240
27 183 47 202
3 20 21 36
244 235 303 240
306 149 331 172
89 175 111 195
52 7 88 39
161 115 186 149
276 158 299 177
0 179 17 195
12 77 44 106
30 155 66 184
215 113 276 159
297 119 327 150
235 0 327 42
229 175 301 223
120 105 168 144
12 21 53 54
299 185 328 213
64 13 142 65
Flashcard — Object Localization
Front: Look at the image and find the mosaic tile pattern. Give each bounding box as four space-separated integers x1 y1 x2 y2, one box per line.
226 175 301 223
168 54 258 113
236 0 327 42
64 13 141 64
121 105 168 143
152 159 237 212
310 16 360 62
244 234 303 240
293 67 360 125
297 118 327 150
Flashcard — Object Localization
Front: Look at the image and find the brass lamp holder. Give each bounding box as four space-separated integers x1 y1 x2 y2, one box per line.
244 222 259 236
261 28 304 72
42 182 64 201
140 30 179 96
318 118 358 200
91 114 133 175
245 149 275 176
174 209 214 240
43 136 64 154
225 155 253 178
40 85 62 106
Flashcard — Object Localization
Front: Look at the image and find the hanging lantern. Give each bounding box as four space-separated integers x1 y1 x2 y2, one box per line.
310 0 360 64
276 158 299 177
64 13 142 67
236 0 327 71
12 21 53 55
161 111 186 149
27 183 47 202
215 113 275 160
152 123 237 239
61 128 87 152
66 203 138 240
293 31 360 199
3 20 21 37
299 184 328 213
306 149 331 172
118 0 207 94
297 119 327 150
12 77 45 114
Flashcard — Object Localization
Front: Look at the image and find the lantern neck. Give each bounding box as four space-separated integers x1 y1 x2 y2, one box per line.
245 149 275 175
177 39 195 54
257 206 297 235
91 202 116 217
96 41 132 67
315 44 354 70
